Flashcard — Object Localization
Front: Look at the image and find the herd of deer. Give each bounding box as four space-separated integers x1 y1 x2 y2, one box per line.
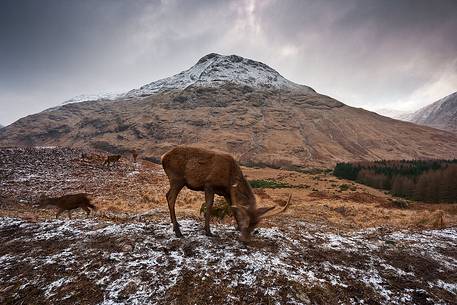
38 146 290 241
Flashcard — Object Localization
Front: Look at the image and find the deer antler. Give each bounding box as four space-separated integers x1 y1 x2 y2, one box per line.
257 193 292 220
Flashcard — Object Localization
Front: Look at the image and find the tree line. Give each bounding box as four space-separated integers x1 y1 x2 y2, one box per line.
333 159 457 203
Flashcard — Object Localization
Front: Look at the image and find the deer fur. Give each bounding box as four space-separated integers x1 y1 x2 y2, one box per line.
38 193 96 219
161 146 290 241
103 155 121 167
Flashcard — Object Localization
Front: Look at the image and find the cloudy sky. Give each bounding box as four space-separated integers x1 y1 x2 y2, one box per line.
1 0 457 125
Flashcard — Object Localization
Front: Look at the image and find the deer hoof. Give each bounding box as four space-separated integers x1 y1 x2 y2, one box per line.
174 230 183 238
205 231 216 237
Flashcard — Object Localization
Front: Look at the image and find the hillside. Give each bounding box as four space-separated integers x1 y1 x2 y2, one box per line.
1 54 457 168
402 92 457 133
1 147 457 305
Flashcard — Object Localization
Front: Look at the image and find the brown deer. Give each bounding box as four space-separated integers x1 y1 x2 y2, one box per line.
132 150 139 163
103 155 121 167
161 146 290 241
38 193 96 219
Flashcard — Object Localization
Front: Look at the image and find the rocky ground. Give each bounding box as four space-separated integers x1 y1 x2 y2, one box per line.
0 147 456 304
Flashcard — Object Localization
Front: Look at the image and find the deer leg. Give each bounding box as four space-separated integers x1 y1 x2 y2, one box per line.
166 182 184 237
224 195 240 231
68 210 72 219
204 187 215 237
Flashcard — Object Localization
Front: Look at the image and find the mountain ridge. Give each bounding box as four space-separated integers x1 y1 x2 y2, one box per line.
402 91 457 133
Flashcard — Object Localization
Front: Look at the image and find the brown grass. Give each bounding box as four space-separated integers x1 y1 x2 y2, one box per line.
1 152 456 231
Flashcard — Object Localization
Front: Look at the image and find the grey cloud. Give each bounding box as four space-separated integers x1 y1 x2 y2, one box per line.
1 0 456 125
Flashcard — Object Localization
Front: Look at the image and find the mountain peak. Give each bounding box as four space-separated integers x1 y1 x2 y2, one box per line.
404 91 457 133
128 53 315 97
61 53 315 104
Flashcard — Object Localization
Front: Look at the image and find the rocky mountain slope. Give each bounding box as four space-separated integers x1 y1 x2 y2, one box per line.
1 54 457 168
401 91 457 133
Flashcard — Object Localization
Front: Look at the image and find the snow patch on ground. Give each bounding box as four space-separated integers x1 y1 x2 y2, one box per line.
1 217 456 304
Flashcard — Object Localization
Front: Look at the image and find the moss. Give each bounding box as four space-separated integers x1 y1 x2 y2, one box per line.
339 184 350 191
249 179 291 189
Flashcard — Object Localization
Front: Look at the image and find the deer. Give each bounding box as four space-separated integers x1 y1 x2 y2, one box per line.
38 193 96 219
161 146 291 242
132 150 139 163
103 155 121 167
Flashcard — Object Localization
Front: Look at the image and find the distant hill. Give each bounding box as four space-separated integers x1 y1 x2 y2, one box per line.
402 92 457 133
1 53 457 168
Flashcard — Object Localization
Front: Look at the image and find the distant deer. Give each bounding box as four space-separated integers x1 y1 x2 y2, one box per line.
104 155 121 167
161 146 290 241
38 193 96 219
132 150 139 163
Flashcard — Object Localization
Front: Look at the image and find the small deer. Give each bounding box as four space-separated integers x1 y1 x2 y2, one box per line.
132 150 139 163
103 155 121 167
38 193 96 219
161 146 290 241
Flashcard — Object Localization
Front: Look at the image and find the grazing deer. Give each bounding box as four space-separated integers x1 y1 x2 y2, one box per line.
38 193 96 219
104 155 121 167
161 146 290 241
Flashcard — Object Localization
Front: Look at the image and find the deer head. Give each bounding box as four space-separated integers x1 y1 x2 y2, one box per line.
230 183 291 242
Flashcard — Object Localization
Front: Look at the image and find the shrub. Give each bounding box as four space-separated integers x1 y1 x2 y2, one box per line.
339 184 350 191
249 179 291 189
199 198 232 221
390 198 409 209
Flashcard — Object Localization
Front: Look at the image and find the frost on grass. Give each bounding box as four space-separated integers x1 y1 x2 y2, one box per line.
0 217 456 305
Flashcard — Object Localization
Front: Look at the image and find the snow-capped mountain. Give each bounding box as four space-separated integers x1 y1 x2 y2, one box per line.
404 91 457 133
2 53 457 167
127 53 315 96
63 53 315 104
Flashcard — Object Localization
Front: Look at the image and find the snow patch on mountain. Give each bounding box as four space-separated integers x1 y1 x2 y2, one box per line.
59 53 315 106
62 93 124 105
127 53 315 97
407 91 457 123
395 91 457 132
